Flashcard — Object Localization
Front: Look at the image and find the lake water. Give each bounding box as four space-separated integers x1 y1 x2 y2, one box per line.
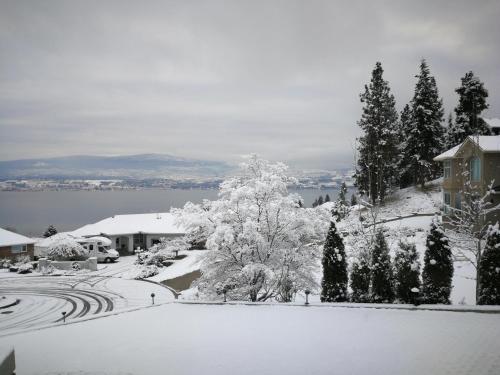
0 188 348 236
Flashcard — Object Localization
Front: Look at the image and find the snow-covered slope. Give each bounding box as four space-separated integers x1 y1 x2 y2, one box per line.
335 180 476 305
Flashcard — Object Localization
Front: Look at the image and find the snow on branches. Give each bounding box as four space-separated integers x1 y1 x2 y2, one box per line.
173 155 331 302
46 238 89 261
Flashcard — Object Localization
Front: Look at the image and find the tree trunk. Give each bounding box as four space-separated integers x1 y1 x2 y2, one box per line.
475 239 482 304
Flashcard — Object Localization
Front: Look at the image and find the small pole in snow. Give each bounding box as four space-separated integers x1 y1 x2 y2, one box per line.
223 290 227 303
61 311 66 323
151 292 155 305
411 287 420 307
305 290 311 305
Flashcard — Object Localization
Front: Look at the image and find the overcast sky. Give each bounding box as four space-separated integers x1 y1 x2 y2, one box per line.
1 0 499 169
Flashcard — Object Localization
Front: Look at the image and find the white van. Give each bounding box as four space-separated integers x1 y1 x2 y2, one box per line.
80 236 120 263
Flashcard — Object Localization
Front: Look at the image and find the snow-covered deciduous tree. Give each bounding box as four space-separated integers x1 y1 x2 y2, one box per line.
370 229 394 303
477 223 500 305
451 71 491 146
355 62 399 204
173 155 330 302
402 60 445 188
43 225 58 238
422 217 453 304
394 241 421 303
47 238 89 261
321 221 348 302
447 180 500 303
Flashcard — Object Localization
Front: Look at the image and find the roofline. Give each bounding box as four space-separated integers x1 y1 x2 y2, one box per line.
79 232 185 237
434 136 500 161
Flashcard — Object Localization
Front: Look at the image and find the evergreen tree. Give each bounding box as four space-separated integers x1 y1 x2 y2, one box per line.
370 229 394 303
43 225 58 238
422 217 454 304
477 223 500 305
312 199 318 208
321 222 348 302
403 60 444 188
398 104 414 188
350 256 371 302
355 62 399 204
350 193 358 206
444 112 461 149
336 182 349 219
394 241 421 303
317 195 324 206
452 71 491 145
324 194 331 203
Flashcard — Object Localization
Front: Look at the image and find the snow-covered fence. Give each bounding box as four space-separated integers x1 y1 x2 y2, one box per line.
38 257 98 272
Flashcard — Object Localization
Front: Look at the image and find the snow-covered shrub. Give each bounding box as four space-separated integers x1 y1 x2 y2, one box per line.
1 259 12 269
477 223 500 305
17 262 33 274
321 221 348 302
370 229 394 303
422 217 453 304
47 238 89 261
394 241 421 304
174 155 330 302
132 265 159 279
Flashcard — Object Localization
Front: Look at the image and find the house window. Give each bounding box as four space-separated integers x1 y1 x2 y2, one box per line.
470 157 481 181
443 160 451 179
443 191 451 214
455 193 461 211
11 245 27 254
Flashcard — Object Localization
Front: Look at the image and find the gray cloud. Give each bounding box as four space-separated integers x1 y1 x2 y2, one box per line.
1 0 499 169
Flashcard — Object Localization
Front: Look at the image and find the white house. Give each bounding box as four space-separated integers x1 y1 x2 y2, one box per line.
70 213 185 254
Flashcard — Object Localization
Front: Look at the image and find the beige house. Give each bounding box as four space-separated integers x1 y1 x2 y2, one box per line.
433 135 500 225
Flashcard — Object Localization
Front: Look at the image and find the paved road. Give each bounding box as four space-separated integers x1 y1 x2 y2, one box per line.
0 270 175 335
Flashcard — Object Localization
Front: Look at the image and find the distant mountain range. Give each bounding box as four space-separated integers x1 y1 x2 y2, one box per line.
0 154 234 180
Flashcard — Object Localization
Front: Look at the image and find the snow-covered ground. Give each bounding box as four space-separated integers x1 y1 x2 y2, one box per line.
2 303 500 375
0 258 176 335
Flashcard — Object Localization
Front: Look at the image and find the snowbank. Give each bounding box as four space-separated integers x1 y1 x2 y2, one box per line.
4 303 500 375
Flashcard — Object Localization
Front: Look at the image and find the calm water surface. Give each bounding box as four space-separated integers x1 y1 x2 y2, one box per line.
0 188 347 236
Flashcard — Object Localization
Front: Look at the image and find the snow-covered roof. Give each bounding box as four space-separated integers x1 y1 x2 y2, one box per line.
35 232 84 248
70 213 185 237
0 228 36 247
434 135 500 161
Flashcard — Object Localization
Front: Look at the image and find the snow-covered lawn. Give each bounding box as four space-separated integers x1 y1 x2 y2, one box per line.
3 303 500 375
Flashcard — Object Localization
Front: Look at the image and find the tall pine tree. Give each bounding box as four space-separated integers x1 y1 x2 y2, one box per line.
370 229 394 303
451 71 490 145
422 217 454 304
355 62 399 204
477 223 500 305
398 104 413 188
403 60 444 188
394 241 421 303
321 222 348 302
